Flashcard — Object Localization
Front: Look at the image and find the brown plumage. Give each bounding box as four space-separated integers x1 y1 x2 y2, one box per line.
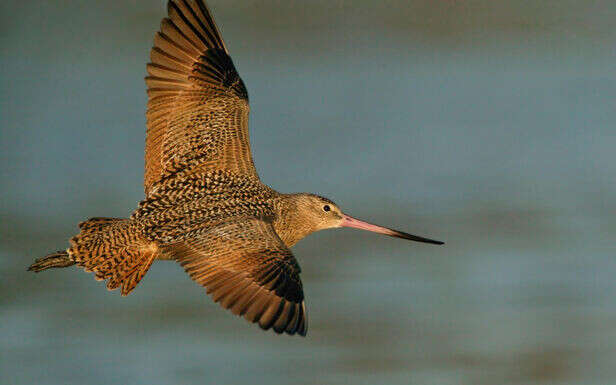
29 0 443 337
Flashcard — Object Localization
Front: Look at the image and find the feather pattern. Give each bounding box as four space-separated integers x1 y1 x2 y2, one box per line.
172 218 307 336
145 0 255 196
68 218 158 296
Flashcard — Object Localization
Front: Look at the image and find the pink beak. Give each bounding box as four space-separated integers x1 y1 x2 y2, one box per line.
341 215 443 245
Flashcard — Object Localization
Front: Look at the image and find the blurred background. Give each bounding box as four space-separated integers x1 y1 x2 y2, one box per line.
2 0 615 384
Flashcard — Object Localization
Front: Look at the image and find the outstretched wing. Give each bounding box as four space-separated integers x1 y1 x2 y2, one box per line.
171 218 307 336
145 0 257 194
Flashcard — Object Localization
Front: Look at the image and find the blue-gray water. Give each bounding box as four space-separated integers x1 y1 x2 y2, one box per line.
2 1 615 384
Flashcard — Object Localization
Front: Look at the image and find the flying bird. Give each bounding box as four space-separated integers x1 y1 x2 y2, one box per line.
28 0 443 336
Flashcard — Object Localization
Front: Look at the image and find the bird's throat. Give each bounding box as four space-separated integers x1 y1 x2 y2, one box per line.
271 195 319 247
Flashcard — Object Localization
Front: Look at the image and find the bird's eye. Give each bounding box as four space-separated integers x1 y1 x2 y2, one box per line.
323 205 331 212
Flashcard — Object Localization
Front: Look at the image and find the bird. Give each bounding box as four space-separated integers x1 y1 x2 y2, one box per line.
28 0 443 336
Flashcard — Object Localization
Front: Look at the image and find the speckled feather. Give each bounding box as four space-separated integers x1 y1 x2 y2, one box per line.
68 218 157 296
145 0 255 195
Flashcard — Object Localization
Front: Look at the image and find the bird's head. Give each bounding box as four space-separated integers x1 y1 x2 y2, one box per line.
275 193 443 246
293 194 345 231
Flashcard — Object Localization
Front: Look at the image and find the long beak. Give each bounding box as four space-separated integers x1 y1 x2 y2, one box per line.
340 214 444 245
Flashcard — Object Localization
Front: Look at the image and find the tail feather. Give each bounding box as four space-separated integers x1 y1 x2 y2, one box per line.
28 251 74 272
70 218 158 296
30 217 159 296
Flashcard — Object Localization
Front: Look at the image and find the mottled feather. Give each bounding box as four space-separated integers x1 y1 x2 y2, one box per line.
145 0 256 195
68 218 158 296
171 218 306 335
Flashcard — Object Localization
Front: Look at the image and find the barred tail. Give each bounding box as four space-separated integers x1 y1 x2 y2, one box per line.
30 217 159 296
28 251 74 272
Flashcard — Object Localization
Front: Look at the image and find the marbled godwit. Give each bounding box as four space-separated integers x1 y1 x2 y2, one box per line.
28 0 443 336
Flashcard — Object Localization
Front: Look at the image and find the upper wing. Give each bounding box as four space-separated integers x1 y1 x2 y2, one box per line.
145 0 257 194
170 218 307 336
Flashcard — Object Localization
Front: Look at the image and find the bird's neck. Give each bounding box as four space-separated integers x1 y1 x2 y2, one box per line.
271 194 318 248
